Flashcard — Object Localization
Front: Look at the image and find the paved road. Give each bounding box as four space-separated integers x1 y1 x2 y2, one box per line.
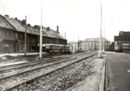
106 52 130 91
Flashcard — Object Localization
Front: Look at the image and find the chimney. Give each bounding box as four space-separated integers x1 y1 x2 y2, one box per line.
21 19 26 25
57 26 59 33
27 24 31 26
15 17 17 20
47 27 50 30
5 15 9 17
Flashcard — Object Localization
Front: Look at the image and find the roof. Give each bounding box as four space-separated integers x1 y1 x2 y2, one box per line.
119 31 130 36
4 16 25 32
3 15 64 39
0 15 14 30
43 28 63 38
85 38 109 42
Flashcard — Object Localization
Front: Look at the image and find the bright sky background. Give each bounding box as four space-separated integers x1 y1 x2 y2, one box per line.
0 0 130 42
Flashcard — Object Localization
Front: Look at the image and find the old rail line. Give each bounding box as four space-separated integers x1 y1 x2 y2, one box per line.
0 52 97 91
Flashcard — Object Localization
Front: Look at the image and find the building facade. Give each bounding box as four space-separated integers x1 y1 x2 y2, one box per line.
114 31 130 52
0 14 66 53
68 38 110 53
83 38 110 51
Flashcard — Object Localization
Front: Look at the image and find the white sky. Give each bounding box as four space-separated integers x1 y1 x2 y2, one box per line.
0 0 130 42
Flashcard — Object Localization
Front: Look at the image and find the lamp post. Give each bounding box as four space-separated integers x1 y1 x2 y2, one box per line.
39 0 43 58
102 1 105 54
98 1 102 58
102 0 105 53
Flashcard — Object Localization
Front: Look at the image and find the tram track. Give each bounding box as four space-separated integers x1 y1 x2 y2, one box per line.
0 57 76 79
0 55 71 71
0 52 97 91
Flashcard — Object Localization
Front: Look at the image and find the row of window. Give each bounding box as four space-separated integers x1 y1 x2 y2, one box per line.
43 37 66 45
0 28 16 40
0 28 67 46
115 37 130 41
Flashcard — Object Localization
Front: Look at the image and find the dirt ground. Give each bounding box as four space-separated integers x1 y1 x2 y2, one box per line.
65 56 105 91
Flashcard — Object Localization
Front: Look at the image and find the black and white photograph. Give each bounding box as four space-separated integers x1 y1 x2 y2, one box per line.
0 0 130 91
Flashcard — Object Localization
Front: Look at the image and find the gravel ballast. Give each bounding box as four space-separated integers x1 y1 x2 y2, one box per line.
9 54 97 91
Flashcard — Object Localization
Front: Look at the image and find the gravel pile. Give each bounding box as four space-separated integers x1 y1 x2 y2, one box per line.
10 55 97 91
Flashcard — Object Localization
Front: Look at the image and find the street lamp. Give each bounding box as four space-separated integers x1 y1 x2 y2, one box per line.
102 1 105 54
98 1 102 58
39 0 43 58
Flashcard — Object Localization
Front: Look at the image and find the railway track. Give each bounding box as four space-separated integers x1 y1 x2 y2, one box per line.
0 52 97 91
0 54 72 71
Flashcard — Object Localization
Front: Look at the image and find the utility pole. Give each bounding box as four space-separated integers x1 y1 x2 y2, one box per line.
98 1 102 57
103 28 105 52
39 0 43 58
64 32 66 39
102 1 105 52
24 16 27 56
77 35 79 52
73 33 75 54
102 0 105 53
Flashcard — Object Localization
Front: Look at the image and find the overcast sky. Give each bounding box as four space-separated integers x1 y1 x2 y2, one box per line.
0 0 130 42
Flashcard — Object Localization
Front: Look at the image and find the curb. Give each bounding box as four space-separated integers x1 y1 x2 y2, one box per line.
98 54 106 91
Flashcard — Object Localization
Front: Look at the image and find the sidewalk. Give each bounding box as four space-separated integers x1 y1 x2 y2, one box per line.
66 54 106 91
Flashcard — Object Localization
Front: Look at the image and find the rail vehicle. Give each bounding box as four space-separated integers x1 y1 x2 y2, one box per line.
42 44 70 54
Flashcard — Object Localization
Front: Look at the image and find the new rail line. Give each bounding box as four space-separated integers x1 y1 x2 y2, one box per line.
0 51 97 91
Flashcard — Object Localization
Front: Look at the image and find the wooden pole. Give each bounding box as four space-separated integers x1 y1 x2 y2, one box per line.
24 16 27 56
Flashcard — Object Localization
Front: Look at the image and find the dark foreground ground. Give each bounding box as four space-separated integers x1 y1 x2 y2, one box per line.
106 52 130 91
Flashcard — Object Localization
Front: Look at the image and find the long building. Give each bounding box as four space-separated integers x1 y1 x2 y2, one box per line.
114 31 130 52
0 14 67 53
